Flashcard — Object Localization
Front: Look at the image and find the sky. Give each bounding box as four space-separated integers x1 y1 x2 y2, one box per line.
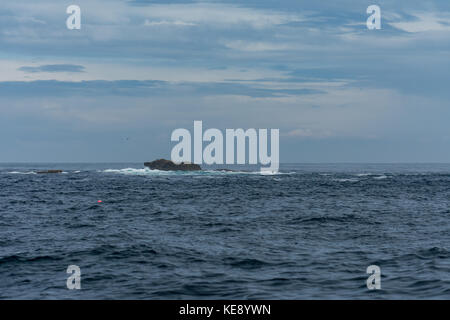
0 0 450 162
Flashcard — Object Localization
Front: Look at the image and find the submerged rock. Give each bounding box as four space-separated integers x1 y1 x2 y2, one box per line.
144 159 201 171
36 170 63 174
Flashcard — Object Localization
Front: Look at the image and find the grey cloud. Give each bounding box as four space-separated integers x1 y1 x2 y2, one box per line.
0 80 322 98
18 64 86 73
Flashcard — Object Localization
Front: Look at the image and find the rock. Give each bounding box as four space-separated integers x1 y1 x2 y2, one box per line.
144 159 201 171
36 170 63 174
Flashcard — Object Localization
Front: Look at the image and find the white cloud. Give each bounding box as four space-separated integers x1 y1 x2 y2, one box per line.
144 20 196 27
284 128 334 138
2 57 287 82
224 40 294 52
137 3 302 28
389 12 450 33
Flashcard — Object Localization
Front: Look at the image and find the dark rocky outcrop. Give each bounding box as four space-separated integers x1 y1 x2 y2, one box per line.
144 159 201 171
36 170 63 174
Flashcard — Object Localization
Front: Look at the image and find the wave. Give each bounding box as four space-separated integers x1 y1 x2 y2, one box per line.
332 178 359 182
102 168 184 175
101 167 290 176
0 254 63 265
294 214 361 224
5 171 71 175
355 173 389 179
6 171 37 175
355 173 374 177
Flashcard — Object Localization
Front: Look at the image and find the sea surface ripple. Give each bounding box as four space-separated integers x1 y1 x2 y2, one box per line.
0 163 449 299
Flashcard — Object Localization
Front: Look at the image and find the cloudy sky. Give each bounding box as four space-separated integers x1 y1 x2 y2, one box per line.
1 0 450 162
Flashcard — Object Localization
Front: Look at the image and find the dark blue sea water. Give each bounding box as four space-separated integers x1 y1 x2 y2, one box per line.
0 163 449 299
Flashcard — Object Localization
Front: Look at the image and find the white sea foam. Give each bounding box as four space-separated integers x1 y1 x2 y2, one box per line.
102 168 204 176
102 168 164 175
101 167 290 176
259 170 280 175
333 178 359 182
7 171 37 175
373 175 388 180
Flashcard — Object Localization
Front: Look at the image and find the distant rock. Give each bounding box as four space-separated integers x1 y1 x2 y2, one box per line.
36 170 63 174
144 159 201 171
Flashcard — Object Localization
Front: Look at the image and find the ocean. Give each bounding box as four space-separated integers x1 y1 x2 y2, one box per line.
0 163 449 299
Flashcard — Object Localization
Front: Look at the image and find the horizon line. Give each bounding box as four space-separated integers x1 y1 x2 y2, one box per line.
2 161 450 165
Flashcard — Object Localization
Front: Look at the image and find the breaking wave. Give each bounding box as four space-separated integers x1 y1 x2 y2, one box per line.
101 167 289 176
333 178 359 182
6 171 37 175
